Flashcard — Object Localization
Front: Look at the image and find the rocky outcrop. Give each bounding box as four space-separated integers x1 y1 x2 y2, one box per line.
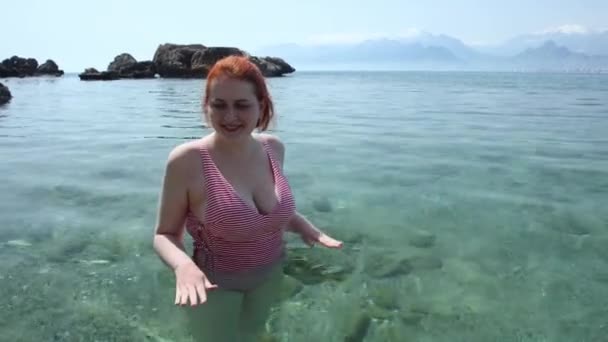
0 56 64 77
78 44 295 81
36 60 64 76
79 53 155 80
107 53 156 78
78 68 120 81
108 53 138 73
152 44 249 78
0 82 11 105
152 43 295 78
249 56 296 77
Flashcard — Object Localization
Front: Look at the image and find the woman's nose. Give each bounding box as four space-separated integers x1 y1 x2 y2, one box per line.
224 106 237 120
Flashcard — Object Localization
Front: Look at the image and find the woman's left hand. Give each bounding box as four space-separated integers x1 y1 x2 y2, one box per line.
300 228 343 249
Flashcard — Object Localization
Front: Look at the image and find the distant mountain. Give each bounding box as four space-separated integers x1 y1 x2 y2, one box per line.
256 37 463 70
509 40 608 71
476 26 608 56
395 33 482 60
256 29 608 71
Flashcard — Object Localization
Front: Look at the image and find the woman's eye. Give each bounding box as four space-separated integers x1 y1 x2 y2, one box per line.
236 104 250 110
211 103 226 109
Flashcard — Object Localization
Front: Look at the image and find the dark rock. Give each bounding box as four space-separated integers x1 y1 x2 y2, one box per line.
153 44 248 78
0 64 11 77
0 82 12 105
0 56 63 77
344 312 372 342
283 247 353 285
78 68 120 81
107 53 156 79
152 43 209 78
36 59 64 76
152 43 295 78
108 53 137 72
191 47 248 76
250 56 296 77
122 61 156 79
1 56 38 77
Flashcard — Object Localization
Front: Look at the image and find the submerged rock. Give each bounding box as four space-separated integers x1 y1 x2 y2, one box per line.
365 254 413 278
409 231 436 248
399 308 427 325
344 312 372 342
283 247 353 285
369 285 401 310
0 82 11 105
280 274 304 300
312 197 333 213
407 255 443 270
364 252 443 278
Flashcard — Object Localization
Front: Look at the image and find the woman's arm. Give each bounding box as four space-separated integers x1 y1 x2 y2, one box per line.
153 145 196 270
262 134 342 248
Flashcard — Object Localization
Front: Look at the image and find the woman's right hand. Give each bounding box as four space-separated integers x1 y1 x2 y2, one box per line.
174 261 217 306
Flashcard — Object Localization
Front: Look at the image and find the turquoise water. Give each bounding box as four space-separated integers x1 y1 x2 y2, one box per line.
1 71 607 341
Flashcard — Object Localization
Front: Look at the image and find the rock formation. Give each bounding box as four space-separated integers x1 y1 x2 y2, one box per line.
249 56 296 77
107 53 156 78
0 56 64 77
78 68 120 81
152 43 295 78
78 43 296 81
152 44 247 78
79 53 155 80
0 82 11 105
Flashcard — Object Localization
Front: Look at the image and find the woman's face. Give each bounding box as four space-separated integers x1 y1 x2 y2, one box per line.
205 76 262 140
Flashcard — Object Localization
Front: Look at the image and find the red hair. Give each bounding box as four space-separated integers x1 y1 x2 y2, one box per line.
204 55 275 131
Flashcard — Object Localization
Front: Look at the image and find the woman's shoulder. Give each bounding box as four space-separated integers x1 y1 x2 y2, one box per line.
255 133 285 162
165 138 205 176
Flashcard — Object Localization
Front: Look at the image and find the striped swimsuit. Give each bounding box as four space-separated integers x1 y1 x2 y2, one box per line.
185 140 296 291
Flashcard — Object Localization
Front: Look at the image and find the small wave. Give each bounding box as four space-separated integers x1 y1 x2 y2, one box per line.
143 136 201 140
573 102 602 107
161 124 206 129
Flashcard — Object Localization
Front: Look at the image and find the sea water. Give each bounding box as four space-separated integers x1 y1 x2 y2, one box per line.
0 71 607 341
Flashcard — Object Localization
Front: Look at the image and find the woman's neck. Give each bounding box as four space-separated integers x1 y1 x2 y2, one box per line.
210 132 258 158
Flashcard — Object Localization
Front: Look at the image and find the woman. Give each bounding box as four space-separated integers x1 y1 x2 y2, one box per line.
152 55 343 341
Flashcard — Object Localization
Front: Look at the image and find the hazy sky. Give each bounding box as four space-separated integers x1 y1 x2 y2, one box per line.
1 0 607 71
